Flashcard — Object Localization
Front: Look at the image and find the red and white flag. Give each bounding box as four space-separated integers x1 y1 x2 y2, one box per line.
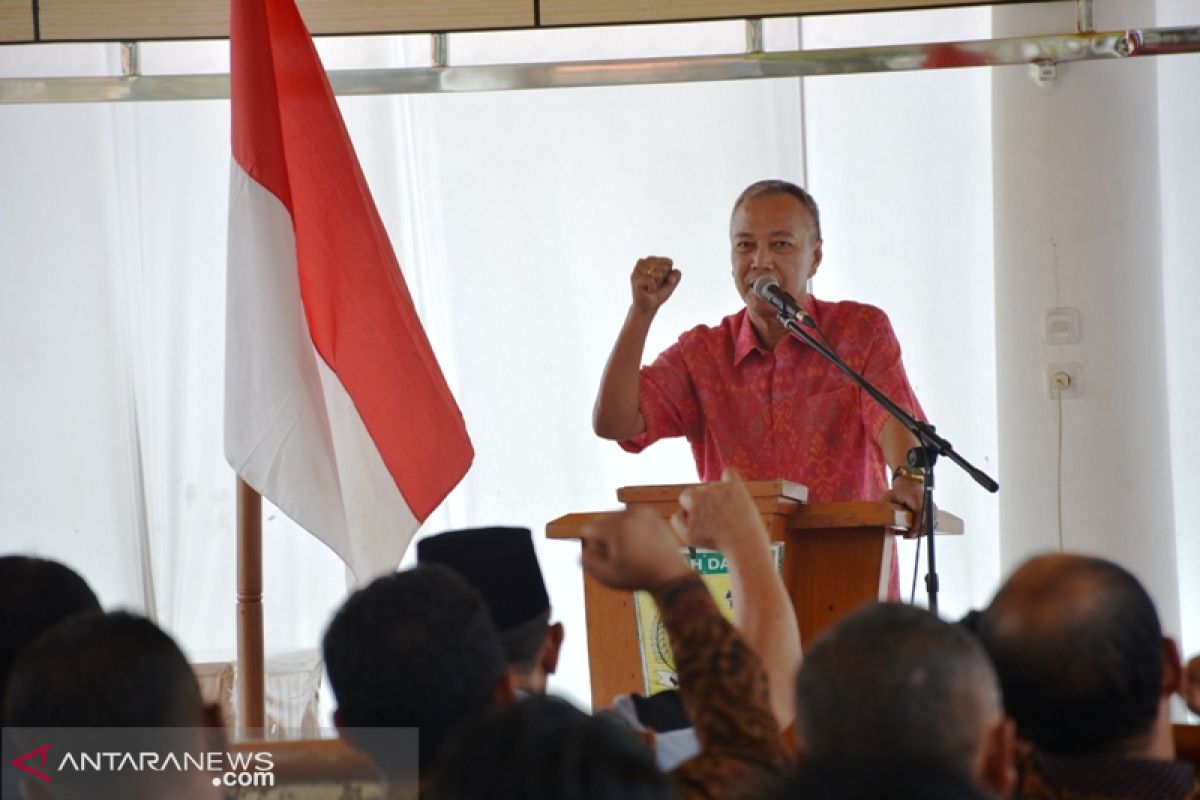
224 0 473 582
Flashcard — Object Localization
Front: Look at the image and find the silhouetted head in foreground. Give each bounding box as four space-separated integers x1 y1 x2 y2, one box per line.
433 693 668 800
794 602 1014 795
977 553 1182 758
323 563 513 782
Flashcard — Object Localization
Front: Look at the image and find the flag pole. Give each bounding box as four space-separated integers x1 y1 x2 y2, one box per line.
236 477 266 737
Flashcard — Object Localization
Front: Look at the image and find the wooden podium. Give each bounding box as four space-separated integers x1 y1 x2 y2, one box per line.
546 480 963 710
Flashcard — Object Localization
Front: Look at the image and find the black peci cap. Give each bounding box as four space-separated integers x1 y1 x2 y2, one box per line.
417 527 550 631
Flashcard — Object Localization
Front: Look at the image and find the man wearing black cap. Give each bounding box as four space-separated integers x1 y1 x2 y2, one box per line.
418 527 564 696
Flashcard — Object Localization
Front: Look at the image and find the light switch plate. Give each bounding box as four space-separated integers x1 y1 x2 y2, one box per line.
1043 307 1081 345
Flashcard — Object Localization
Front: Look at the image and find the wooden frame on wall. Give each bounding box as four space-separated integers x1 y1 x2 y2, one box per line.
7 0 1047 45
540 0 1009 27
0 0 34 43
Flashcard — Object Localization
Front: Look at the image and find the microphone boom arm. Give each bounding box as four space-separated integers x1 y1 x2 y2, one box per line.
774 305 998 614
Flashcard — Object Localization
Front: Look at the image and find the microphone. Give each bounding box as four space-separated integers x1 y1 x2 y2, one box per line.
753 276 815 327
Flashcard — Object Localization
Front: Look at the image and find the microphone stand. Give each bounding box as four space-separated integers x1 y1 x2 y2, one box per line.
774 308 998 615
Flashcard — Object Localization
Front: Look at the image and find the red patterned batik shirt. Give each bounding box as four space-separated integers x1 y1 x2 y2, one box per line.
621 299 925 598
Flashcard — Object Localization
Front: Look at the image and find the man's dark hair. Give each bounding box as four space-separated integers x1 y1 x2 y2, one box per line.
322 564 507 776
794 602 1000 779
0 555 101 715
4 611 215 800
771 758 992 800
5 610 200 728
432 694 668 800
976 554 1163 755
500 608 551 672
732 179 823 241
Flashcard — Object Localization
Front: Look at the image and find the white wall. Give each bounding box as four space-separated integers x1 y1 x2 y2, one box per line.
991 0 1182 646
1157 0 1200 662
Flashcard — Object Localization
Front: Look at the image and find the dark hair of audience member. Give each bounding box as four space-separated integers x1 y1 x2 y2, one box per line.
5 611 220 800
322 564 508 777
0 555 101 717
976 556 1163 754
4 610 205 729
794 602 1001 780
501 608 551 672
432 694 669 800
770 758 992 800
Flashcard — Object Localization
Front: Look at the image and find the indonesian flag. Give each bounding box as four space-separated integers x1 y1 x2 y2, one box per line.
224 0 473 582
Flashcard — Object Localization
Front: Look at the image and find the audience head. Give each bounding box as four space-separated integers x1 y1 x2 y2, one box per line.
794 602 1012 793
417 526 563 694
433 694 668 800
6 609 203 728
322 563 512 779
4 610 221 800
0 555 100 716
976 553 1179 757
772 759 994 800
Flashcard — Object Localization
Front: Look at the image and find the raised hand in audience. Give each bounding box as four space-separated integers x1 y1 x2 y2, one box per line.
583 491 791 799
580 506 691 593
670 467 769 551
671 468 802 730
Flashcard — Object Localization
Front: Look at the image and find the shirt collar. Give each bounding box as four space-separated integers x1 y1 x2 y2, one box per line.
732 309 764 365
732 296 820 365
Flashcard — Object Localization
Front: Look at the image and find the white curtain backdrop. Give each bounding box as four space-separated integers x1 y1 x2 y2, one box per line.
1158 0 1200 675
1 6 1195 719
801 7 998 614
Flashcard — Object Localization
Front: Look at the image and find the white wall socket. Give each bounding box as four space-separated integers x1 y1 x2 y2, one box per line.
1046 362 1083 399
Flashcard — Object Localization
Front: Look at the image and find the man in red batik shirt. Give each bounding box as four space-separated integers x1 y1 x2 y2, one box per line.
592 179 927 600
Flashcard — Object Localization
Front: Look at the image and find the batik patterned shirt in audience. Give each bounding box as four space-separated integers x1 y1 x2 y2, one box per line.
657 574 790 800
1016 751 1200 800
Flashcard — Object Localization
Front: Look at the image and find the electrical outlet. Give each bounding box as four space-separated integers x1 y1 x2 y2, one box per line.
1045 362 1082 399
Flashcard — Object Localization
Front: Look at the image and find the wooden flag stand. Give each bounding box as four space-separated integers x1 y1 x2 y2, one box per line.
546 480 963 710
236 478 266 736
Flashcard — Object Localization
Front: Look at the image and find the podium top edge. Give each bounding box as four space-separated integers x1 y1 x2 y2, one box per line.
616 480 808 504
545 503 964 540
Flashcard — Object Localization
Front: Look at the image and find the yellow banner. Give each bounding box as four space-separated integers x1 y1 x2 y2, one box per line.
633 544 783 695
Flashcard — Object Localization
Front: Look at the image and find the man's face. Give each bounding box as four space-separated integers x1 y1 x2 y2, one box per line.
730 193 823 326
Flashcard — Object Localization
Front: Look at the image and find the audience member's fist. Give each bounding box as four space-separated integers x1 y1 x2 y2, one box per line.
580 506 690 593
671 468 767 552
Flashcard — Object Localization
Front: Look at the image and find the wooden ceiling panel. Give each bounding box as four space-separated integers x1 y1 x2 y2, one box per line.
37 0 535 42
0 0 34 43
540 0 1005 27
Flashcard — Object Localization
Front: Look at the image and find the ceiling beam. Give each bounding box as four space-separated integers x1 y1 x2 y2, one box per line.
2 24 1197 105
6 0 1051 44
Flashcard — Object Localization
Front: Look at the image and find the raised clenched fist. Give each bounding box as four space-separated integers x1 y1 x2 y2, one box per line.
630 256 681 315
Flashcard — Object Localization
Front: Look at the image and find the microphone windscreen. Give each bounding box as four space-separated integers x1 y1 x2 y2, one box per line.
753 275 779 300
